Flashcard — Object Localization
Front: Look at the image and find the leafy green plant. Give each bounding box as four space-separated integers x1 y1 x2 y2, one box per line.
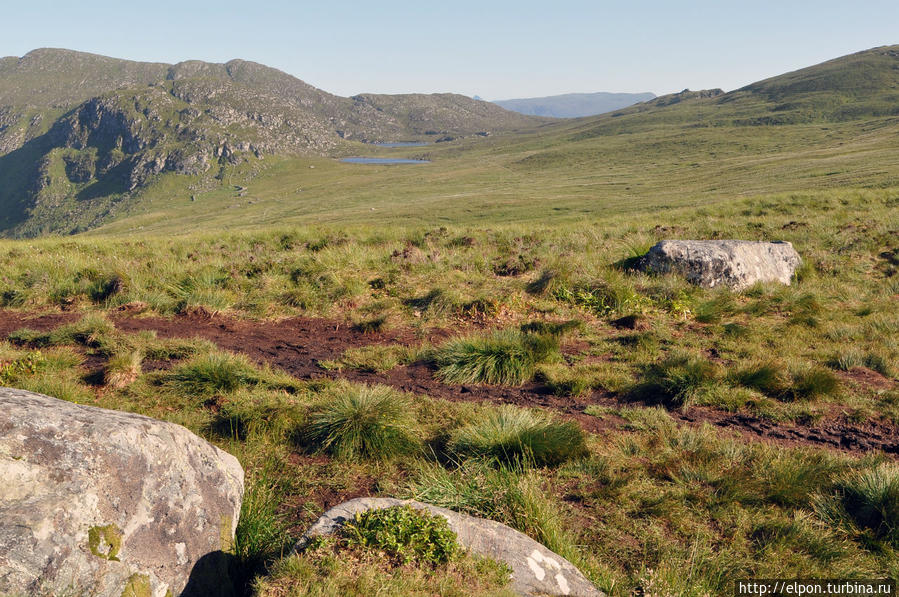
449 405 587 467
304 382 419 460
0 350 48 384
343 505 461 565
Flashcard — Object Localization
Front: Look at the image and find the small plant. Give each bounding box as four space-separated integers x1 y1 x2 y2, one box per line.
353 315 389 334
343 505 461 565
732 363 791 397
305 382 419 460
0 350 48 384
434 330 560 386
449 405 587 467
232 477 292 589
790 366 839 401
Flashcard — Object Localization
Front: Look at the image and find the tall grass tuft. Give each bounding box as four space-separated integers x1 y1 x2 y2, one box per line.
105 349 142 389
168 352 259 395
305 382 419 460
434 330 560 386
834 464 899 546
633 353 718 407
232 476 292 591
449 405 587 467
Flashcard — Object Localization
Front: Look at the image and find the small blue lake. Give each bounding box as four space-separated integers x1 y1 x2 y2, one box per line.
369 141 429 147
341 157 430 165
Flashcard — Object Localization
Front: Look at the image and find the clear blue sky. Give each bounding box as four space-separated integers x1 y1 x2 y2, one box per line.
4 0 897 99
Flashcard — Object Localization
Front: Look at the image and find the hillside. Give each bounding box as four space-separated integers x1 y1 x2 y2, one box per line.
493 91 656 118
2 45 899 238
0 48 543 236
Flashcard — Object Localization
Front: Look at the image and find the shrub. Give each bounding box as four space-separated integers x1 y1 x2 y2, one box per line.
343 505 461 565
449 405 587 467
305 383 418 460
434 330 560 386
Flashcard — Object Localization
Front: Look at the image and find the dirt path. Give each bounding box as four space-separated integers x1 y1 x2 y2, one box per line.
2 309 897 456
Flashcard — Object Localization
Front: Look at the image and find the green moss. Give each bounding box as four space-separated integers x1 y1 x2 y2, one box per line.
88 524 123 561
120 573 151 597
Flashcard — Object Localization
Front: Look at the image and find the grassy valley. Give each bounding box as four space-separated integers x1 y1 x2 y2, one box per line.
0 45 897 596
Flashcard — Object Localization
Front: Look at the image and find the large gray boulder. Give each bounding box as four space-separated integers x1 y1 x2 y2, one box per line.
294 497 604 597
640 240 801 290
0 388 244 597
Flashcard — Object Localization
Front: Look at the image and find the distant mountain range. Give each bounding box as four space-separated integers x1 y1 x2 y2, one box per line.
493 92 657 118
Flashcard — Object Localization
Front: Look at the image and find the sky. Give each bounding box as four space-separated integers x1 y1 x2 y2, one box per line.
3 0 898 99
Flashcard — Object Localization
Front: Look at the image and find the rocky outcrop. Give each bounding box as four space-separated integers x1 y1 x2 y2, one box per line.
639 239 801 290
0 387 244 597
294 497 604 597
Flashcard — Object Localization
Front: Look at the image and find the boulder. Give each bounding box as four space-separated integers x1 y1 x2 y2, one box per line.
294 497 604 597
639 240 801 290
0 388 244 597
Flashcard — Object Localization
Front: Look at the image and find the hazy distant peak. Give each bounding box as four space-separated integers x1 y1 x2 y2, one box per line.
494 91 656 118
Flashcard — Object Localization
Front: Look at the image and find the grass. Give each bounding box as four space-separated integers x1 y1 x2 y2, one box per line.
303 382 419 460
433 330 560 386
448 405 587 467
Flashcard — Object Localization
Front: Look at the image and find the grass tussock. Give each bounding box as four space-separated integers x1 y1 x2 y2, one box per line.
633 353 719 407
832 464 899 547
449 405 587 467
304 382 419 460
434 330 560 386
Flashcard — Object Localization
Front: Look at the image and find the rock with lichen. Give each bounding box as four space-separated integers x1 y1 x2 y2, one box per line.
0 387 244 597
639 239 802 290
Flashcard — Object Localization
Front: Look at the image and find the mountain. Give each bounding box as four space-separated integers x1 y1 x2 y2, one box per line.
0 48 543 236
493 91 656 118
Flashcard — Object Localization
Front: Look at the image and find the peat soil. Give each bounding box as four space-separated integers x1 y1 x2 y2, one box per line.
1 309 897 456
